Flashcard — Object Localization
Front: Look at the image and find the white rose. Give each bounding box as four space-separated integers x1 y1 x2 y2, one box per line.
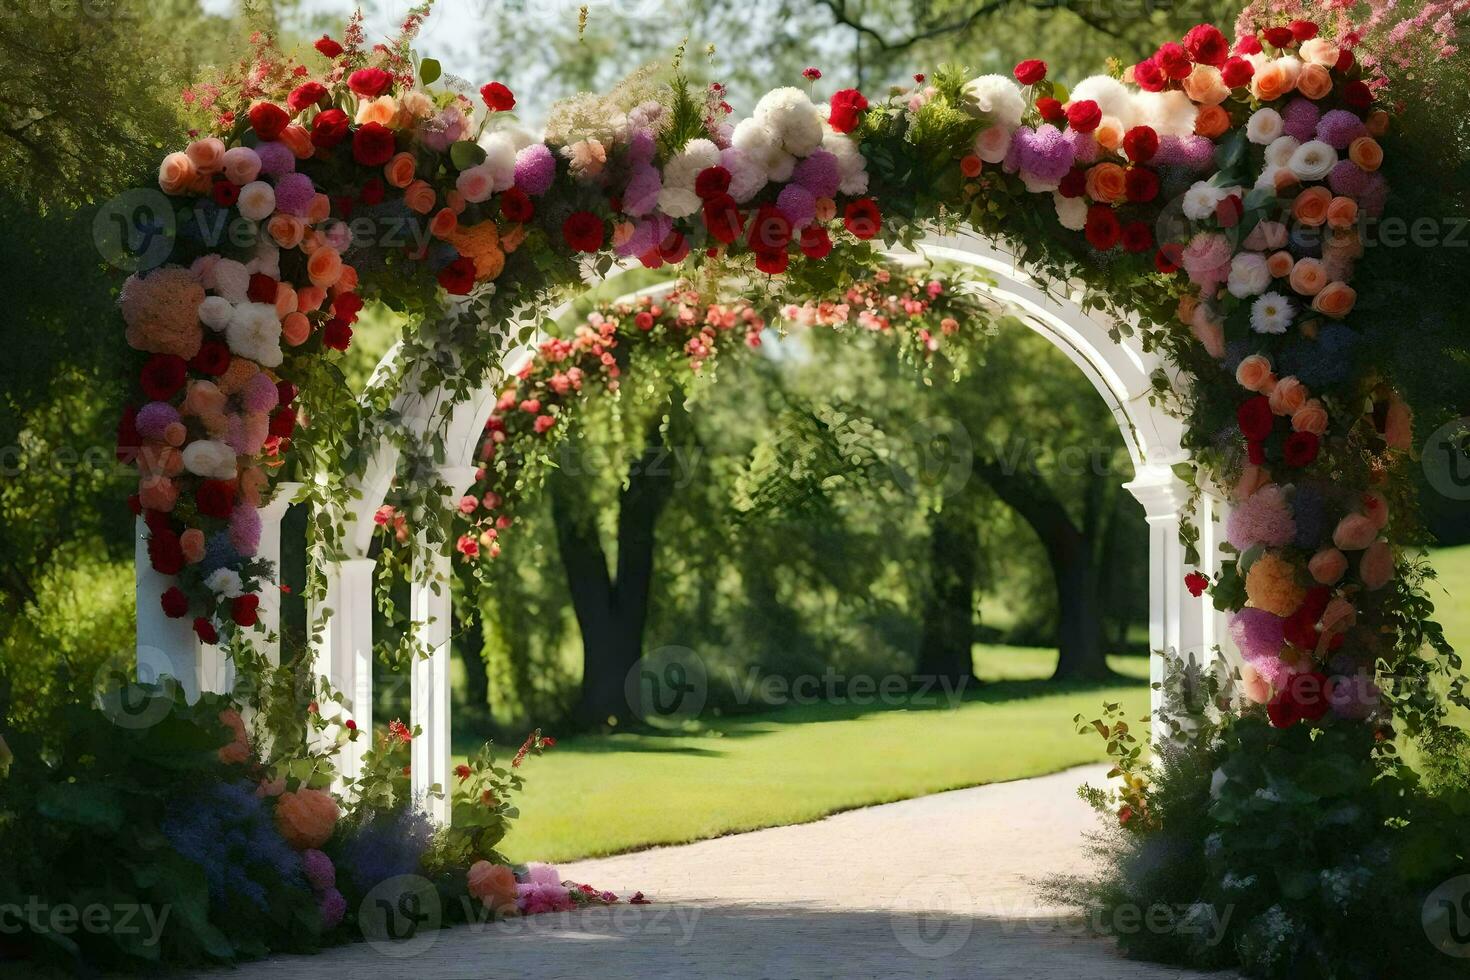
198 296 234 331
960 75 1025 130
479 132 519 192
225 302 283 368
1228 252 1272 298
973 125 1012 164
1245 108 1283 145
1288 140 1337 182
1264 135 1300 168
1183 181 1228 221
1053 193 1087 231
236 181 275 222
182 440 237 480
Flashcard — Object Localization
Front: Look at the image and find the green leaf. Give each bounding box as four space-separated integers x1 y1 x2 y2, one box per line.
37 782 125 832
419 58 442 86
450 140 487 171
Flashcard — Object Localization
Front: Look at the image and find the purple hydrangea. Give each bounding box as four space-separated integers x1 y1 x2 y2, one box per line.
1153 136 1215 170
339 805 436 894
1229 608 1287 682
1281 98 1321 142
776 183 817 228
514 143 557 196
1014 124 1076 183
229 504 262 557
302 849 336 892
1226 485 1297 550
136 402 181 440
1063 127 1099 165
1316 109 1368 150
622 164 662 216
273 172 316 217
255 141 296 176
241 372 280 414
626 129 657 167
162 782 304 912
792 149 841 198
616 215 671 258
318 887 347 929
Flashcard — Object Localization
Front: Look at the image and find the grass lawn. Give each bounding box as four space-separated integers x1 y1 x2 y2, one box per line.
471 647 1151 863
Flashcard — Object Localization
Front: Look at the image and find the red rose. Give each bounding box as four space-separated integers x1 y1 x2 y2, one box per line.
1036 97 1065 122
231 594 261 628
480 82 515 111
1247 440 1266 465
311 108 351 149
1215 194 1244 228
352 121 397 167
1125 168 1159 203
1065 99 1102 134
1263 26 1295 49
702 195 743 244
562 211 605 252
1284 430 1320 467
348 67 393 99
799 225 832 260
1013 59 1047 85
842 198 881 240
1121 221 1154 253
333 291 364 323
196 479 237 519
1122 125 1159 163
827 88 869 134
141 354 187 400
1289 671 1331 722
1336 49 1356 74
1343 80 1373 111
193 617 219 644
1290 19 1318 41
1234 33 1262 55
278 381 298 406
1183 24 1229 67
190 340 231 376
269 407 297 439
248 102 290 140
1058 168 1087 199
499 186 533 223
1237 395 1274 441
1220 56 1255 88
1084 205 1120 250
247 273 278 304
314 35 343 58
360 176 385 206
322 318 353 350
1155 247 1180 275
694 166 731 200
659 230 690 264
148 529 184 575
754 249 789 275
1184 571 1210 597
1155 43 1193 80
161 586 189 618
1133 58 1167 93
748 205 793 252
287 82 327 113
437 256 477 295
1267 688 1300 728
211 179 240 207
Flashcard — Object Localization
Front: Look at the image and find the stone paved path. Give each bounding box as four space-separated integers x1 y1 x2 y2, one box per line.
192 765 1236 979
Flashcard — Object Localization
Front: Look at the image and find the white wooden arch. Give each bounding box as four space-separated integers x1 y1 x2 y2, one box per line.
137 229 1233 822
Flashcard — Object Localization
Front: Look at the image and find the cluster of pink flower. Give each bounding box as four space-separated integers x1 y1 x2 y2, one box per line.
782 270 956 352
466 860 644 917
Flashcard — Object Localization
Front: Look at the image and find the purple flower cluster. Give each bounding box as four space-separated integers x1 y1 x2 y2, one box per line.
255 141 296 176
1153 136 1215 170
514 143 557 195
273 173 316 217
1013 124 1076 183
1282 98 1321 142
338 805 436 895
1316 110 1368 150
792 149 840 198
162 782 304 912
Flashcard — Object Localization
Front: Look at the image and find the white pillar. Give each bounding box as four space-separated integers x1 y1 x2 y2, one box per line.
410 465 479 824
313 557 377 786
135 517 200 700
1122 466 1194 718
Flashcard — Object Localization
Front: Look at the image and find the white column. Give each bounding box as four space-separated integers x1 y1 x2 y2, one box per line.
313 557 377 786
409 465 480 824
1197 490 1236 665
1122 467 1193 718
135 517 200 700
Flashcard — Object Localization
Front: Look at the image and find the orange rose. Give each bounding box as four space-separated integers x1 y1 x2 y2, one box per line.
1266 251 1294 278
306 246 343 289
466 861 519 914
1326 196 1358 230
282 312 311 346
385 151 417 189
138 474 177 512
500 222 528 253
1348 136 1383 172
186 138 226 176
158 152 196 195
404 179 437 215
268 213 305 249
1365 110 1389 137
1269 376 1308 415
959 154 982 178
336 265 359 293
296 285 326 312
1084 162 1128 203
1182 65 1229 106
355 95 399 127
274 788 339 849
1300 38 1341 67
1094 117 1125 153
279 124 315 159
307 193 332 224
181 527 206 563
1194 105 1230 138
1288 257 1327 296
447 189 467 214
1296 63 1333 100
1250 61 1294 102
1176 293 1199 325
1292 186 1332 227
218 708 249 764
1235 354 1274 392
1312 281 1356 317
1292 398 1328 435
273 283 298 318
814 197 837 222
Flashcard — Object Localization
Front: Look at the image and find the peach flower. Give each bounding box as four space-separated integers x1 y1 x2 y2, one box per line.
1312 282 1356 317
1273 168 1300 193
1366 111 1390 137
447 189 467 214
158 152 196 195
814 197 837 222
336 265 359 293
181 528 206 563
1299 38 1341 67
385 152 417 188
238 467 267 508
218 708 249 765
1235 354 1274 392
296 285 326 312
1384 393 1413 450
306 247 343 288
500 223 528 253
1251 60 1295 102
1094 117 1125 152
355 95 400 127
430 208 458 239
1269 376 1308 415
1085 162 1128 204
273 283 297 318
1292 186 1331 227
1288 257 1327 296
1182 65 1230 105
1246 551 1306 618
268 213 305 249
1360 540 1395 590
282 312 311 346
1309 548 1348 585
1234 464 1270 500
1266 250 1295 278
274 788 339 849
1348 137 1383 171
1292 399 1328 435
404 179 437 215
1176 293 1199 325
1190 311 1225 358
467 861 519 914
1321 597 1356 634
1333 513 1378 551
222 146 261 185
1325 196 1358 230
1296 63 1333 100
186 138 226 175
138 474 178 512
1194 105 1231 138
1240 664 1273 704
279 124 315 159
307 194 332 223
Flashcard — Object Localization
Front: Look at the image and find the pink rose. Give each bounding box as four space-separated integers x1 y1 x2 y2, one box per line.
1332 513 1378 551
1359 540 1395 590
1308 548 1348 585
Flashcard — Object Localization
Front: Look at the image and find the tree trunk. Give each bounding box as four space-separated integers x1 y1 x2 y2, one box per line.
916 503 980 690
551 409 681 728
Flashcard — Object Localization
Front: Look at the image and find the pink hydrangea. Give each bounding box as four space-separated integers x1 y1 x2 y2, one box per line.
241 372 281 414
1229 608 1288 684
318 886 346 929
1315 110 1368 150
136 402 181 440
792 149 841 198
273 172 315 217
1013 124 1076 183
1063 127 1099 164
776 184 816 228
302 849 335 892
254 141 296 176
230 503 262 556
1281 98 1321 143
622 164 662 216
517 881 572 915
1328 159 1373 197
1153 136 1216 170
514 143 557 195
1226 484 1297 550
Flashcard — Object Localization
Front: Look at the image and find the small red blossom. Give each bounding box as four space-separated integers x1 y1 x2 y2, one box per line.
1182 24 1229 67
1184 571 1210 597
1036 97 1065 122
1133 58 1167 93
799 225 832 260
481 82 516 111
211 179 240 207
1238 395 1275 442
1084 205 1120 250
1290 19 1319 41
352 121 397 167
455 764 472 780
562 211 605 252
1065 100 1102 134
1221 56 1254 88
314 35 343 58
311 108 351 149
348 67 393 99
161 586 189 619
1013 59 1047 85
193 617 219 644
1121 221 1154 253
694 166 731 200
437 256 477 295
287 82 327 113
190 340 231 376
323 318 353 351
1125 167 1159 203
842 198 881 240
1263 26 1295 49
1284 430 1320 467
802 67 822 80
247 102 290 140
141 354 187 400
827 88 869 134
500 186 534 223
387 719 412 743
231 593 260 628
1122 126 1159 163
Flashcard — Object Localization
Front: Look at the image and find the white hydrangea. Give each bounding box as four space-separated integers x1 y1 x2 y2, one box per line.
1130 90 1197 138
1228 252 1272 298
211 258 250 303
1021 171 1060 193
1251 291 1294 334
731 118 793 183
1255 166 1282 190
204 568 244 597
182 440 237 480
1246 108 1284 145
1264 135 1301 168
1068 76 1134 128
753 87 825 156
720 146 767 203
663 138 722 188
198 296 234 331
480 132 519 192
1183 181 1230 220
225 302 284 368
960 74 1025 130
1053 193 1087 231
822 131 869 196
656 187 702 218
1288 140 1338 181
245 240 280 280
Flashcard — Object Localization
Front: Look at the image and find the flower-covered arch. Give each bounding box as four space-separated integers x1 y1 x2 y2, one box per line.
115 8 1466 959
